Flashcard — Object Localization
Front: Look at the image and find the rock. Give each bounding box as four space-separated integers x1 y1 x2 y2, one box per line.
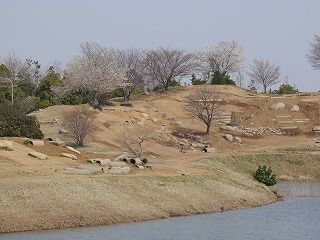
30 140 45 147
270 102 285 110
60 153 77 160
234 137 244 144
109 166 131 174
0 140 13 151
51 118 60 125
191 143 207 148
96 159 111 166
130 158 142 165
152 118 159 123
161 113 167 118
141 113 148 119
312 126 320 133
28 151 48 160
137 165 145 169
58 128 69 134
65 146 81 155
291 105 300 112
115 152 128 161
223 134 234 142
220 125 236 131
160 125 166 131
193 135 203 143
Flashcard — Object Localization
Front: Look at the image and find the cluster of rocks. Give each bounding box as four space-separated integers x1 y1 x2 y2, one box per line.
269 102 300 112
220 125 283 136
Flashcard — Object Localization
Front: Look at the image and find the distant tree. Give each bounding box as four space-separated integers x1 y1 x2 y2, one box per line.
306 34 320 70
59 42 126 106
186 86 223 134
235 72 245 87
196 41 245 84
116 48 145 101
61 106 96 146
143 47 196 90
35 66 62 107
190 74 206 85
248 58 280 93
277 83 299 94
2 52 24 79
117 125 153 157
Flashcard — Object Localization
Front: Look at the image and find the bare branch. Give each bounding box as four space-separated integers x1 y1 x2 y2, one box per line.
247 58 280 93
306 34 320 70
186 86 223 134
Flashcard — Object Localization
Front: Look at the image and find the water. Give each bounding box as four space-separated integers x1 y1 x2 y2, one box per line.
2 183 320 240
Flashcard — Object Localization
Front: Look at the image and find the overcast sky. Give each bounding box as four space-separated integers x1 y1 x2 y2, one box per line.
1 0 319 91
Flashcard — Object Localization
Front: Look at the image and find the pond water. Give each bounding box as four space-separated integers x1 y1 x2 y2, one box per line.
2 182 320 240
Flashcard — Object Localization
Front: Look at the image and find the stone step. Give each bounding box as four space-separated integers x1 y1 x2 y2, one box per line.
281 126 298 130
278 121 295 124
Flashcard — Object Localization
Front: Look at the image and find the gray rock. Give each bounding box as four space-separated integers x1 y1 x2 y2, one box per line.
291 105 300 112
270 102 285 110
313 126 320 132
0 140 13 151
115 152 128 161
234 137 244 144
220 125 236 131
223 134 234 142
60 153 77 160
28 151 48 160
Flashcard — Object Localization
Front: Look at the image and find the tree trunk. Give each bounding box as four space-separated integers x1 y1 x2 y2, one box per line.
205 123 210 134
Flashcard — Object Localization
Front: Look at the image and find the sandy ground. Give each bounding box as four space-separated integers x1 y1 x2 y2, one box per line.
1 85 320 233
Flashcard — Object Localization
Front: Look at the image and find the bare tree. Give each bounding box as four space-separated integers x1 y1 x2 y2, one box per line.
186 86 223 134
235 72 245 87
62 106 96 146
307 34 320 70
196 41 245 83
117 125 153 157
143 47 196 90
247 58 280 93
2 51 24 79
59 42 127 106
116 48 144 101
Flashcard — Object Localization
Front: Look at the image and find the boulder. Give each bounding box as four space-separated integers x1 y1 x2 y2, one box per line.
109 166 131 174
96 159 111 166
0 140 13 151
65 146 81 155
191 143 207 148
270 102 285 110
220 125 236 131
49 139 65 146
60 153 77 160
291 105 300 112
141 113 148 119
234 136 244 144
223 134 234 142
28 151 48 160
160 125 166 131
312 126 320 133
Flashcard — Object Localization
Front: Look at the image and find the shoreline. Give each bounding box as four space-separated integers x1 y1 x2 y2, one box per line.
0 175 276 233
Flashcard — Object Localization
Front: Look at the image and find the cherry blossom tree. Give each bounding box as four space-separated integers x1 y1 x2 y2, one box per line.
116 48 144 101
307 34 320 70
248 58 280 93
143 47 196 90
196 41 245 84
60 42 126 106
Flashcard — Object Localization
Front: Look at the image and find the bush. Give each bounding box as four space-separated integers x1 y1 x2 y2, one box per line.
211 74 236 85
253 165 277 186
0 102 44 139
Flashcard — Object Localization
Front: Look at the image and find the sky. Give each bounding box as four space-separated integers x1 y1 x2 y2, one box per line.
1 0 319 92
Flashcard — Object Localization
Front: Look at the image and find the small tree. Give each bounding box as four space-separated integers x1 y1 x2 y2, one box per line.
306 34 320 70
253 165 277 186
62 106 96 146
117 125 153 157
248 58 280 93
186 86 223 134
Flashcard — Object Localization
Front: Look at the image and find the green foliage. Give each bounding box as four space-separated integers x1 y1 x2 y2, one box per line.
278 84 299 94
0 64 11 78
191 74 206 85
211 74 236 85
35 66 61 107
253 165 277 186
0 102 44 139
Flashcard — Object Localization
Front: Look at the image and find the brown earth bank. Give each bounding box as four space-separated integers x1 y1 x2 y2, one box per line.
1 85 320 233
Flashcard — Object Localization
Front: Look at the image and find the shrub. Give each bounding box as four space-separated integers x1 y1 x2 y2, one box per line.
0 102 44 139
253 165 277 186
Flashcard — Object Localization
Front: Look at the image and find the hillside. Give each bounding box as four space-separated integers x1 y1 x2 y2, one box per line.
1 85 320 233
